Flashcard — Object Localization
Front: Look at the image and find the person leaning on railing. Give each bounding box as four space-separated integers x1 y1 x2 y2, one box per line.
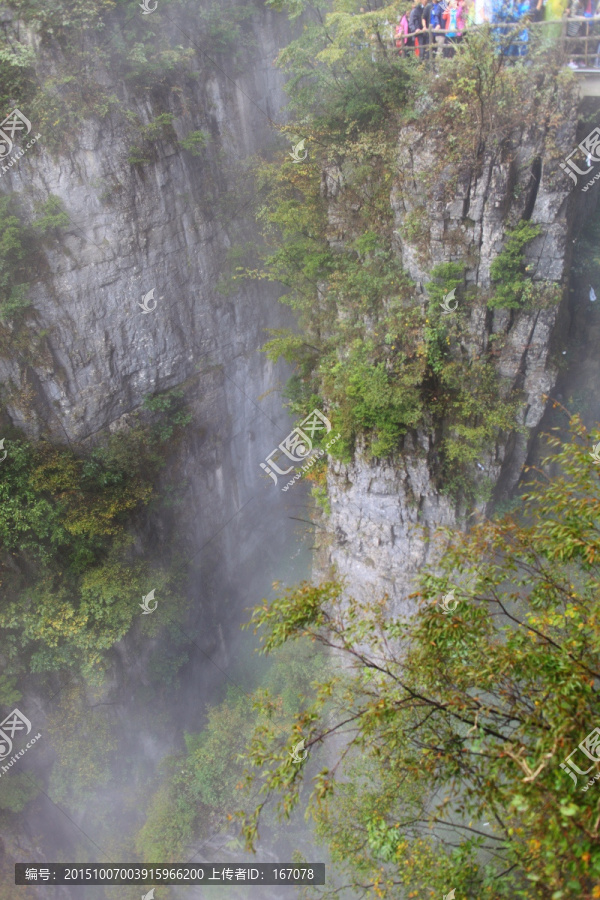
561 7 600 69
408 0 425 55
395 9 410 54
499 0 533 56
461 0 476 26
430 0 447 54
531 0 545 20
442 0 466 55
394 7 600 67
421 0 434 58
515 0 532 55
566 0 585 66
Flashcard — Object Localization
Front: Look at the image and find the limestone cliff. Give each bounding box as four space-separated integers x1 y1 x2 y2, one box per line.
322 88 597 612
0 0 305 635
0 1 305 887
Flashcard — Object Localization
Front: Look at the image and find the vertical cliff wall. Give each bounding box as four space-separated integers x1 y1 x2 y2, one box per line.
0 1 312 888
323 85 597 613
0 1 303 608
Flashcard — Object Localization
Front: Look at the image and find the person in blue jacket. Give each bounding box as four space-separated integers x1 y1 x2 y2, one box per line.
430 0 446 55
515 0 533 56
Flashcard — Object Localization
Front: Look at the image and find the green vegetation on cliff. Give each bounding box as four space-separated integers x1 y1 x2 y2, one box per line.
0 388 193 842
0 0 255 155
134 639 325 863
0 195 34 322
239 415 600 899
0 390 190 682
239 1 572 502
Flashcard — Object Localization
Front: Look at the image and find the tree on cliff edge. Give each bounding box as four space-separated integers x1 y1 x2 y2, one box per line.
240 413 600 899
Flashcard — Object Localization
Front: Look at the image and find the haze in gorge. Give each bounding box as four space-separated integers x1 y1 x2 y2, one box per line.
0 1 599 899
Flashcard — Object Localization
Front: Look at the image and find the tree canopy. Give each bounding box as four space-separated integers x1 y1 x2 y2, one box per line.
239 413 600 899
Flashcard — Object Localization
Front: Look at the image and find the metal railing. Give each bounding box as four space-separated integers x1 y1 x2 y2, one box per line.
385 15 600 68
561 14 600 68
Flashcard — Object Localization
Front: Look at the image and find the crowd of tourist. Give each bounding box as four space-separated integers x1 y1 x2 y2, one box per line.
361 0 600 62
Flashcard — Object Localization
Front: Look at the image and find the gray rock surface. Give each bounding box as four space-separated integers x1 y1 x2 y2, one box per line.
0 7 293 446
0 6 310 880
0 4 305 604
323 110 588 612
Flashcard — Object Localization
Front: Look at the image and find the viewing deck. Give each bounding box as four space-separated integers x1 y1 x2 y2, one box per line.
399 15 600 96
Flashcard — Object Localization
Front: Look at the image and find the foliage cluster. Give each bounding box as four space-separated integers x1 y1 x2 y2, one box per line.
194 1 257 59
0 395 189 681
0 0 261 149
127 115 210 166
6 0 122 42
0 1 194 149
142 387 192 441
178 129 209 155
489 220 542 309
0 194 70 332
47 683 118 809
239 416 600 899
0 42 38 116
139 112 175 142
257 169 522 494
423 22 576 168
240 4 571 501
0 771 42 813
134 639 325 862
128 113 176 164
31 194 71 234
0 195 34 322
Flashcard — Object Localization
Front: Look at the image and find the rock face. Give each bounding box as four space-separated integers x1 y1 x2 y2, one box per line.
327 430 457 615
1 8 293 445
0 2 304 620
324 104 597 613
0 3 313 885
